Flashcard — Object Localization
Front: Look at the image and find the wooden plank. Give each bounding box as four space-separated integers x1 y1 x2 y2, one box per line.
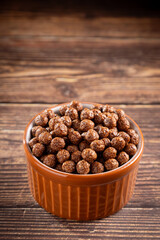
0 37 160 104
0 12 160 38
0 208 160 239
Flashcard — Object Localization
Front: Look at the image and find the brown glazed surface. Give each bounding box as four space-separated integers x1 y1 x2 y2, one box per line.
23 102 144 220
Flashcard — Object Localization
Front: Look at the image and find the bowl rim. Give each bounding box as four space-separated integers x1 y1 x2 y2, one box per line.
23 102 144 185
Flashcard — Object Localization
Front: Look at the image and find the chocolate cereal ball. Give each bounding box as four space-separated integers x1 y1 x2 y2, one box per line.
109 128 118 140
104 116 117 129
105 159 119 171
91 103 103 111
42 154 56 168
91 161 104 174
125 143 137 156
118 117 130 131
102 138 111 148
32 143 45 157
82 148 97 163
76 160 90 174
79 140 90 151
32 126 41 137
71 151 81 163
35 127 47 138
59 105 68 116
102 104 116 113
93 109 105 124
80 108 94 120
69 100 83 112
117 151 129 165
57 149 70 164
85 129 99 143
72 119 81 131
29 137 38 149
90 140 105 152
129 131 139 145
103 147 117 160
35 114 48 127
55 163 63 171
61 116 72 128
118 131 130 144
49 116 62 130
66 145 79 153
68 130 82 145
116 109 125 118
54 123 68 137
65 107 78 120
98 126 109 138
50 137 65 152
38 131 52 145
111 136 125 151
80 119 95 132
62 161 76 173
46 109 55 119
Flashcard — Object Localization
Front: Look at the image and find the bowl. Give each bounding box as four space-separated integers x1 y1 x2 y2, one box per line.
23 102 144 220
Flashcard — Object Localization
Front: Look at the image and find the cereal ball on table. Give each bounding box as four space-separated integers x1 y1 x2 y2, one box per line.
117 151 129 165
32 143 45 158
57 149 70 164
103 147 117 160
105 159 119 171
38 132 52 145
82 148 97 163
85 129 99 143
35 114 48 127
69 100 83 112
42 154 56 168
80 119 95 132
53 123 68 137
80 108 94 120
111 136 125 151
50 137 65 152
62 161 76 173
90 140 105 152
125 143 137 156
71 151 81 163
91 161 104 174
65 107 78 120
76 160 90 174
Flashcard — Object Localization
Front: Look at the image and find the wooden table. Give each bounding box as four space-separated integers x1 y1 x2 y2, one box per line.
0 1 160 239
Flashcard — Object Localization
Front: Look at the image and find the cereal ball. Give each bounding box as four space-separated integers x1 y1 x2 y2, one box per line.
35 127 47 138
38 131 52 145
72 119 81 131
103 147 117 160
125 143 137 156
80 108 94 120
59 105 69 116
90 140 105 152
118 117 130 131
98 126 109 138
79 140 90 151
71 151 81 163
91 104 103 111
50 137 65 152
91 161 104 174
116 109 125 118
57 149 70 164
102 104 116 113
111 137 126 151
80 119 95 132
68 128 74 135
54 123 68 137
29 137 38 149
111 113 118 122
65 107 78 120
109 128 118 140
127 129 136 136
61 116 72 128
129 132 139 145
118 131 130 144
102 138 111 148
66 145 79 153
42 154 56 168
105 159 119 171
46 144 53 154
68 130 82 145
31 126 41 137
55 163 63 171
49 116 62 130
76 160 90 174
117 151 129 165
32 143 45 157
46 109 55 119
82 148 97 163
69 100 83 112
92 109 105 124
35 114 48 127
62 161 76 173
85 129 99 143
104 116 117 129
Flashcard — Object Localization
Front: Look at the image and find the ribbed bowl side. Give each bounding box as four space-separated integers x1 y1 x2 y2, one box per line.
27 162 139 220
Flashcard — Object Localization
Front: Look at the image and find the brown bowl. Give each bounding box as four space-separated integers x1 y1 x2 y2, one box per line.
23 102 144 220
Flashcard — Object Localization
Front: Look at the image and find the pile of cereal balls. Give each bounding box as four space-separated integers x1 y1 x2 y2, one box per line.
29 101 139 174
